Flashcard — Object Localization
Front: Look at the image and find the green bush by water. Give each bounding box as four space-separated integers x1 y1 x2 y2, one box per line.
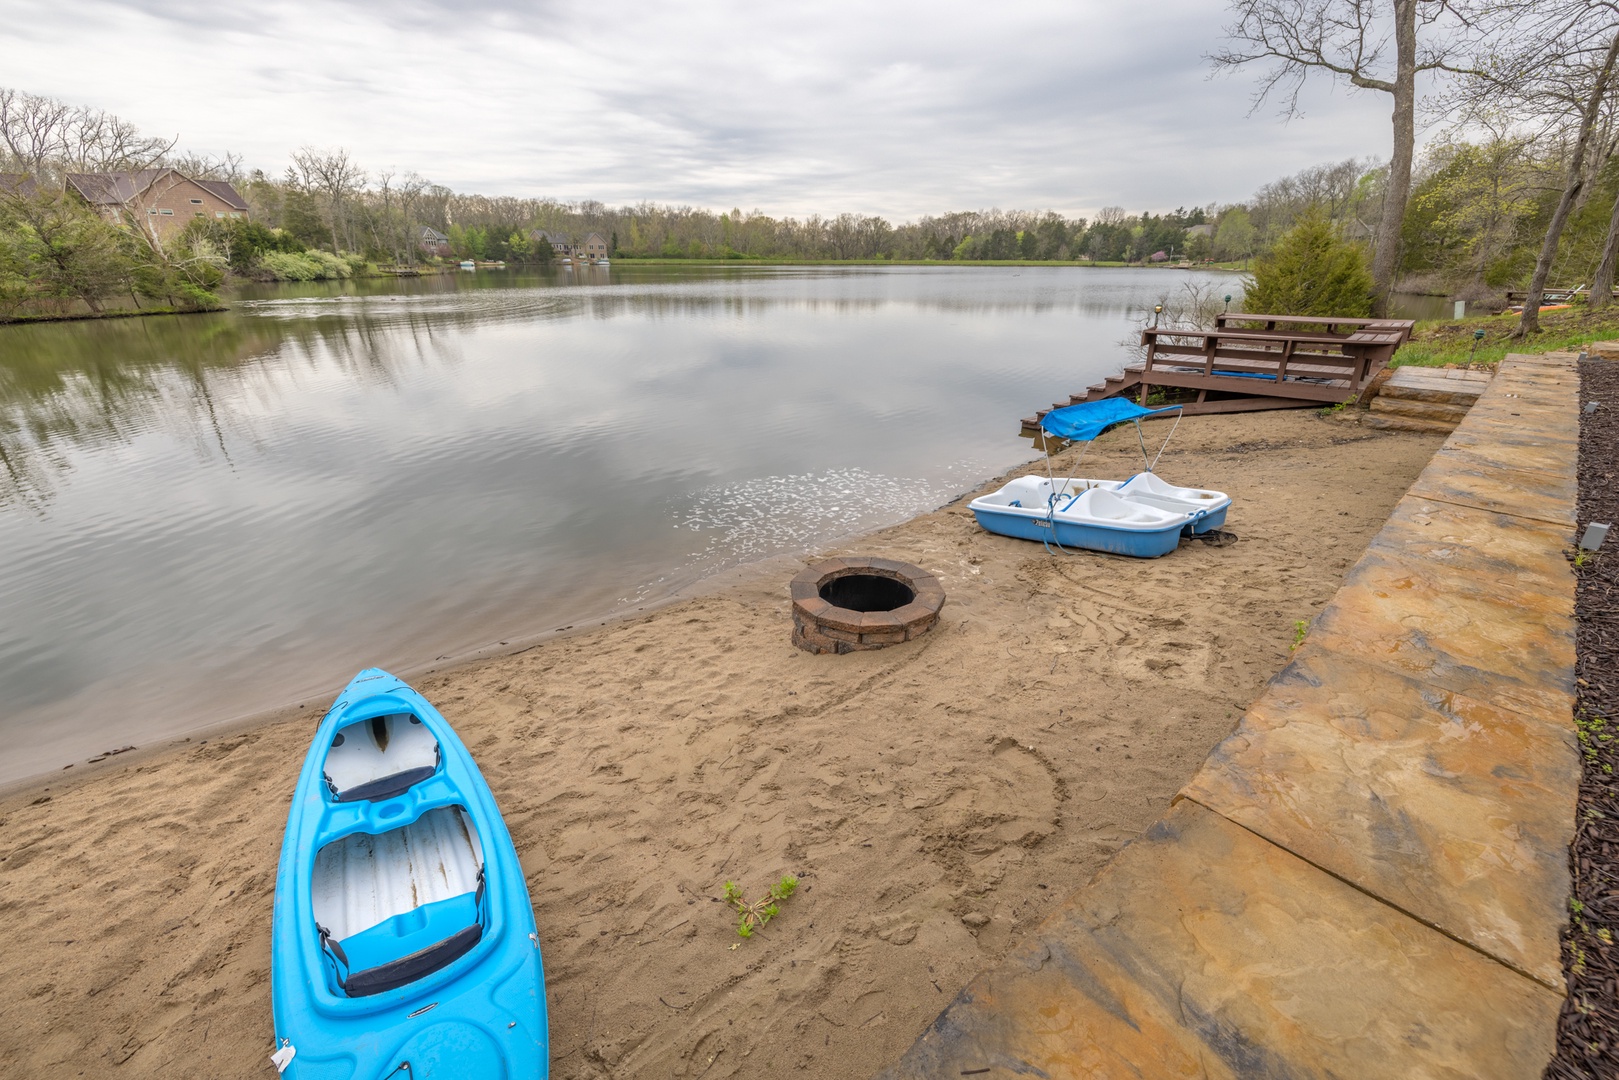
1242 211 1374 318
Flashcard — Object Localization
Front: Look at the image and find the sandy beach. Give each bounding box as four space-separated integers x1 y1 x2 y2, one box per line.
0 410 1445 1078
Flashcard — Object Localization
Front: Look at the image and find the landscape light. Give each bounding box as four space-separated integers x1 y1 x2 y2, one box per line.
1580 523 1610 551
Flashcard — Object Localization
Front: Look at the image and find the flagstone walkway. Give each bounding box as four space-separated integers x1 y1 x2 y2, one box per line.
881 353 1581 1080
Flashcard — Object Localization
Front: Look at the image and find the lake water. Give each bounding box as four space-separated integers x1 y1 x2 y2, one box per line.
0 264 1246 784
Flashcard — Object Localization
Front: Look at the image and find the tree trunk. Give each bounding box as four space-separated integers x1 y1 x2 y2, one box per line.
1370 0 1418 316
1517 31 1619 337
1591 184 1619 310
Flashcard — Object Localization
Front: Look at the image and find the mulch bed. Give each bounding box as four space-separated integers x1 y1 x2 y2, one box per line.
1547 358 1619 1079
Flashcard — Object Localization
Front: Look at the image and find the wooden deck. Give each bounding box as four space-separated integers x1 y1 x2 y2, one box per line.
1019 315 1416 435
1506 286 1617 303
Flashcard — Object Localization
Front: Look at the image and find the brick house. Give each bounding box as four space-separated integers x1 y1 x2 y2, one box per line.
417 226 452 258
66 169 248 241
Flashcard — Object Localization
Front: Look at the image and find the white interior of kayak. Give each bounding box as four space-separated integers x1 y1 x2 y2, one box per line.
312 806 485 940
323 713 439 797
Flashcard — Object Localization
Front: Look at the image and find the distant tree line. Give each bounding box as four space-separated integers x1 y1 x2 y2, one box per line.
17 0 1619 335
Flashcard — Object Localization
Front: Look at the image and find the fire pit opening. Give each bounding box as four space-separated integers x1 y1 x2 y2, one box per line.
791 557 945 654
819 574 915 613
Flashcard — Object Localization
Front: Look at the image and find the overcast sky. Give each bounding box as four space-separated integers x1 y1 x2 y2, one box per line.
1 0 1409 220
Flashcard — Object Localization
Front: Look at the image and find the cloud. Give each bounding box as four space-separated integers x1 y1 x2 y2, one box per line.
0 0 1396 218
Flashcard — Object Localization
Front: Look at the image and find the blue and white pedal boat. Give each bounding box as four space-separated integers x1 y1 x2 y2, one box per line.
271 669 548 1080
969 477 1193 557
969 397 1234 556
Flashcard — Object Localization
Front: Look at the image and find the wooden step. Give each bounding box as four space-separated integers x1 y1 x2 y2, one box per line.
1362 414 1458 435
1370 397 1472 423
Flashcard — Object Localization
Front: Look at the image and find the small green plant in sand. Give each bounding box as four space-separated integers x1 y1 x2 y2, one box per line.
722 874 799 939
1291 619 1309 651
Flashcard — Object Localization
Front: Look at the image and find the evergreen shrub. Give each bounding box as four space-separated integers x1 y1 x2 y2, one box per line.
1243 211 1375 316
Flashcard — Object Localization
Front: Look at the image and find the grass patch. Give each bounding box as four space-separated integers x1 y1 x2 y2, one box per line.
1392 304 1619 368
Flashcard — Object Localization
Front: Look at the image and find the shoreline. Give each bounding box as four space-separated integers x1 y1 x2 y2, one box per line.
0 262 1243 328
0 304 221 326
0 485 996 800
0 409 1450 1078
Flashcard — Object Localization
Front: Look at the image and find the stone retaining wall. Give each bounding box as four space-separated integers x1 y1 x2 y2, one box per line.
880 353 1581 1080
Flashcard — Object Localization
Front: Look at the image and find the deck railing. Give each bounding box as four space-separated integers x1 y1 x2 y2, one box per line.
1139 321 1409 404
1213 314 1416 342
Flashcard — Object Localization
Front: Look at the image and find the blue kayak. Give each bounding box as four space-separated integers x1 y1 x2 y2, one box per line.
270 669 548 1079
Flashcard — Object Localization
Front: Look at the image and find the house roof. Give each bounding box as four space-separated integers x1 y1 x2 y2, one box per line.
418 225 450 242
193 179 249 211
0 173 38 198
529 229 569 245
65 169 247 210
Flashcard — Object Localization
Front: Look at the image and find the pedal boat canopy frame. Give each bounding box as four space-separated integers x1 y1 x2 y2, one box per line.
1036 398 1186 494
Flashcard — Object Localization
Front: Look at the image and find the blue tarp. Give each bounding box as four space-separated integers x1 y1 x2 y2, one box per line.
1039 398 1182 442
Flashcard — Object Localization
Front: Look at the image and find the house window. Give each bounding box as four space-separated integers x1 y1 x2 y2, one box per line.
230 212 241 218
216 212 226 218
190 198 203 204
148 208 157 214
159 208 173 215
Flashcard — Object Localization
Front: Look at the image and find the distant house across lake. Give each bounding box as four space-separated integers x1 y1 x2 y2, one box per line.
526 229 609 263
418 226 452 257
66 169 248 240
529 229 571 258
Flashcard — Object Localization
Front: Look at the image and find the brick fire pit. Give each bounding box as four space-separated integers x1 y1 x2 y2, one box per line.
790 557 945 654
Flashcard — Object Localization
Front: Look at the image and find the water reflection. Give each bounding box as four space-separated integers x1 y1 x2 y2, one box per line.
0 265 1244 783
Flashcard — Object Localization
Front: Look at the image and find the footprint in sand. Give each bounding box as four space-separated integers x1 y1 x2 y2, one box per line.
911 738 1062 885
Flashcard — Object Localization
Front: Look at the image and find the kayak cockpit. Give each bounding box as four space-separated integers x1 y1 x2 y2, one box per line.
323 712 440 803
311 805 486 998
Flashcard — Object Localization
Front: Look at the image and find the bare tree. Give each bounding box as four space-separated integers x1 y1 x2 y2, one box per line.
1210 1 1485 311
0 88 72 173
1515 32 1619 332
288 146 365 254
396 173 430 265
1441 2 1619 329
166 151 244 183
0 87 173 179
1592 196 1619 307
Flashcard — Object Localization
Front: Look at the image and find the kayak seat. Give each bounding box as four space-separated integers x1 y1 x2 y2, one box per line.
332 766 438 803
343 924 481 998
324 890 483 998
324 713 441 802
